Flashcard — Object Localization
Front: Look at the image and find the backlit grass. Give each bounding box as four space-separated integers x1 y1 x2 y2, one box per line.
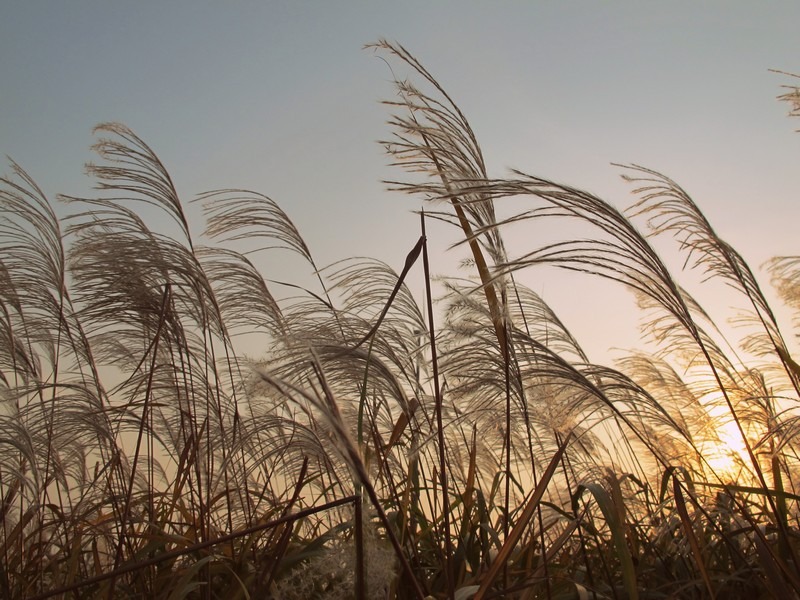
2 41 800 599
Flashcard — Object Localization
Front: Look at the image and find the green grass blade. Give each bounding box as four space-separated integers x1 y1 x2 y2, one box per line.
572 482 638 600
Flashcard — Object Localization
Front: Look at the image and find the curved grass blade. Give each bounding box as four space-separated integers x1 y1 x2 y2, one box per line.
671 473 715 599
572 482 638 600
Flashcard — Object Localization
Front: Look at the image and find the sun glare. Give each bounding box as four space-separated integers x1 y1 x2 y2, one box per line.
704 418 752 481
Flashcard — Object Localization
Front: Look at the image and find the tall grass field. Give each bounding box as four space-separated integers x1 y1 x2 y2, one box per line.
3 41 800 599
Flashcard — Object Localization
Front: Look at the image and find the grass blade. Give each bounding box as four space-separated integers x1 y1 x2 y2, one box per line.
473 434 571 600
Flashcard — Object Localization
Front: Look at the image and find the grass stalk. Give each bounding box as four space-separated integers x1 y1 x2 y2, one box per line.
474 434 571 600
30 495 363 600
420 210 454 599
108 282 172 598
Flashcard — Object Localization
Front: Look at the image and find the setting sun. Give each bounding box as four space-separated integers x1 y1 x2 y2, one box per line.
704 418 753 481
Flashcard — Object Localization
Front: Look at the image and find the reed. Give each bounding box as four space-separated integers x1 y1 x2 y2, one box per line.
1 42 799 599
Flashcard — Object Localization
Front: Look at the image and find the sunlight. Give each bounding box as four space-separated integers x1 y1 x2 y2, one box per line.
704 418 752 482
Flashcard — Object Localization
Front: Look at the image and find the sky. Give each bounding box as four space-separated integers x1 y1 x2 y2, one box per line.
2 2 799 361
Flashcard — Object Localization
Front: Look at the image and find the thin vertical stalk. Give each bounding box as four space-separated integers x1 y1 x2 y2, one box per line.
108 283 172 598
415 125 507 353
31 495 363 600
474 434 571 600
262 457 309 593
355 495 365 600
502 317 511 592
421 210 454 599
299 358 428 599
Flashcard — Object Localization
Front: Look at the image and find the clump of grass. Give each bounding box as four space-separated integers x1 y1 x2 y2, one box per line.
272 509 396 600
1 42 800 599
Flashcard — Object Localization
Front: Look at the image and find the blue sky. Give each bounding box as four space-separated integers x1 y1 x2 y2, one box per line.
2 2 799 359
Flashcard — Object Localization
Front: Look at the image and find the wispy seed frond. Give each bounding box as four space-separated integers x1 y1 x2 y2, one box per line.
773 69 800 129
196 247 287 339
456 173 692 338
767 256 800 332
507 281 589 364
198 189 314 264
372 40 506 266
0 160 96 382
86 122 192 243
371 39 511 367
324 256 427 352
621 164 786 355
616 353 705 442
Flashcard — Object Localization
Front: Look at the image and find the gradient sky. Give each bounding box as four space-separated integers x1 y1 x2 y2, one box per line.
2 2 799 360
